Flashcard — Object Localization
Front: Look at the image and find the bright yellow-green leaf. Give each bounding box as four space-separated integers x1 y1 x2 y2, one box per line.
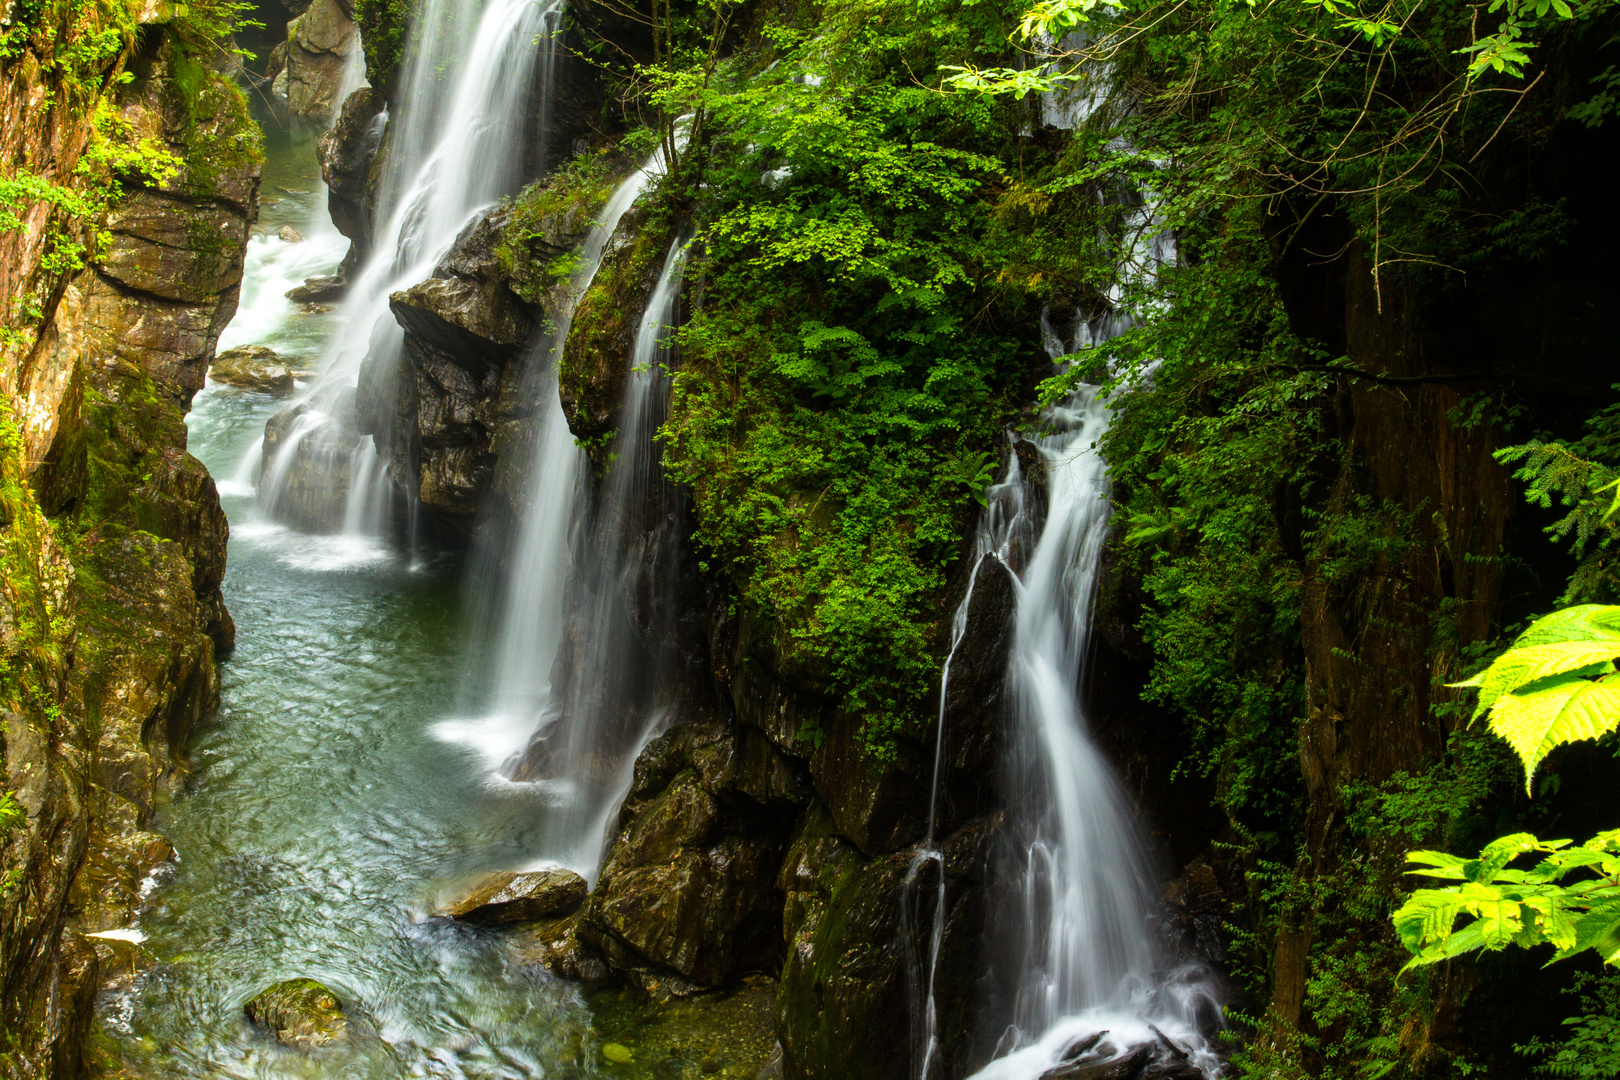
1487 677 1620 792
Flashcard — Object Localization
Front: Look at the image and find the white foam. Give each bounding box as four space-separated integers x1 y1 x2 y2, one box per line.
86 928 147 945
214 480 256 499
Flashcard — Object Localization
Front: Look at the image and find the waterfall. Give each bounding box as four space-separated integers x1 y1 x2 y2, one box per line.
513 233 693 871
247 0 562 545
895 162 1222 1079
434 152 686 878
958 339 1222 1080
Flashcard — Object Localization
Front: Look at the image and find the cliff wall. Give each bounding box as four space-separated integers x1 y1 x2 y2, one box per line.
0 9 259 1076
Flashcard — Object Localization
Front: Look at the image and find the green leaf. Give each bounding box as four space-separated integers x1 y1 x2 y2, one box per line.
1487 676 1620 792
1447 605 1620 786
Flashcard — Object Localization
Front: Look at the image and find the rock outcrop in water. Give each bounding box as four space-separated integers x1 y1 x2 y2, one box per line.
318 85 384 273
445 867 587 924
384 208 544 529
268 0 361 123
245 978 350 1050
0 14 257 1074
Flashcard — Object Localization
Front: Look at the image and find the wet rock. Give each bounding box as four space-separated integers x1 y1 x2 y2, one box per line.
287 275 348 303
261 401 361 532
557 209 676 459
319 87 385 267
775 804 994 1080
272 0 360 123
808 708 932 856
245 978 348 1050
386 208 540 526
936 553 1019 822
581 751 787 989
279 225 306 243
1041 1047 1151 1080
0 28 254 1077
511 911 613 984
445 868 588 924
212 345 298 394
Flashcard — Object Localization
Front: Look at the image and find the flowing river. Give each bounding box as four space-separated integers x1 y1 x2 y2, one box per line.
93 98 774 1080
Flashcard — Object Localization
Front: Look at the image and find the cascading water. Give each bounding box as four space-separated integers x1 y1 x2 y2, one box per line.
895 119 1221 1077
250 0 561 549
435 151 687 877
961 332 1222 1080
508 234 693 870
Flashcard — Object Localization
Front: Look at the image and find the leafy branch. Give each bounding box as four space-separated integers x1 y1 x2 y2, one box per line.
1395 604 1620 970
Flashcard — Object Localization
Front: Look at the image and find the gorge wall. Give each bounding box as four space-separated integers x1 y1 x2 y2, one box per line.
0 8 257 1075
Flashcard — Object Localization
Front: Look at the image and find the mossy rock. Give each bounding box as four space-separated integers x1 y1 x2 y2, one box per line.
244 978 348 1050
212 346 300 394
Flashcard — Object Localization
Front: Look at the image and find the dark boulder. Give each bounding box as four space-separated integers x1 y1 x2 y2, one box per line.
444 868 588 925
287 275 348 303
384 208 541 529
318 87 385 268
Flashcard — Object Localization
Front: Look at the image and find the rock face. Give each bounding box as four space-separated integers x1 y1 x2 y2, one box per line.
212 345 299 394
269 0 361 123
245 978 349 1050
318 87 385 272
578 720 802 991
375 207 556 539
445 868 588 924
0 25 256 1078
261 399 361 532
505 546 1018 1078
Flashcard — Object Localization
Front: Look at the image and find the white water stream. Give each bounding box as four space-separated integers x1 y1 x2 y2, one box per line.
434 152 686 878
250 0 561 548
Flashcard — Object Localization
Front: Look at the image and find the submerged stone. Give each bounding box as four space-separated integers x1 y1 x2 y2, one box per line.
445 867 588 925
244 978 348 1050
602 1042 634 1063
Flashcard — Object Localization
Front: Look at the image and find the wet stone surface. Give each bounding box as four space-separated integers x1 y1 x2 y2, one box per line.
244 978 348 1050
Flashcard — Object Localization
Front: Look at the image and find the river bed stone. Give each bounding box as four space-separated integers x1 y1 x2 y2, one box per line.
444 867 588 924
244 978 348 1050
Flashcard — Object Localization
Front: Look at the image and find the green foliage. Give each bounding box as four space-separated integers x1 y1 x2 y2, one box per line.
1517 971 1620 1078
1498 415 1620 604
0 789 20 898
0 791 20 838
354 0 409 93
1393 604 1620 973
496 150 619 305
659 0 1072 754
1396 830 1620 967
1447 605 1620 791
1096 222 1329 827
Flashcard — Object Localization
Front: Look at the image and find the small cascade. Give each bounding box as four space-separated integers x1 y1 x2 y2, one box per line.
904 449 1036 1080
514 233 693 869
890 141 1221 1078
436 152 685 876
963 337 1223 1079
247 0 562 546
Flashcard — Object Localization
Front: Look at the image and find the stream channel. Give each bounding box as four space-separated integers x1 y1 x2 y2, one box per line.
92 95 775 1080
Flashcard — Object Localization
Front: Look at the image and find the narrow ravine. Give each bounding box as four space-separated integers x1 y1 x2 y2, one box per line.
96 96 775 1080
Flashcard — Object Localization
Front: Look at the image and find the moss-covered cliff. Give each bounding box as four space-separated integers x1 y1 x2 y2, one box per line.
0 4 260 1074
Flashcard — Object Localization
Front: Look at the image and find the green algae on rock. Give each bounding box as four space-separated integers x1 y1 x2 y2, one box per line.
244 978 349 1051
